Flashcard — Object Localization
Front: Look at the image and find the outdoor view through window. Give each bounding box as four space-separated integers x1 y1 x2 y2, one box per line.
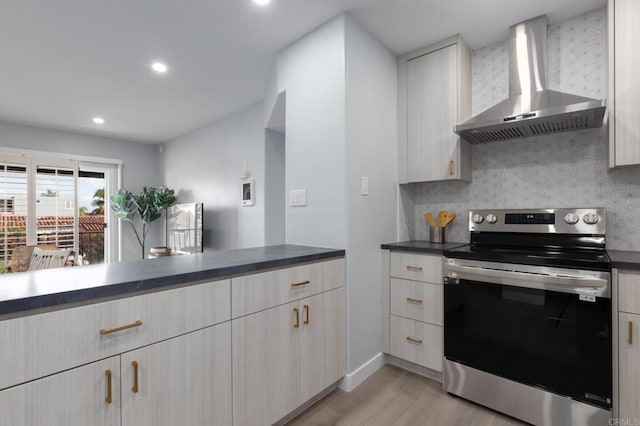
0 157 106 272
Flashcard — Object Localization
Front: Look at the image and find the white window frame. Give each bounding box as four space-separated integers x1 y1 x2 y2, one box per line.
0 147 123 262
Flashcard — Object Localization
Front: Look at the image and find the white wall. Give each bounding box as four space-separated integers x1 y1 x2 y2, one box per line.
264 129 286 245
0 120 161 260
276 16 347 248
344 16 398 373
161 102 266 251
273 14 397 378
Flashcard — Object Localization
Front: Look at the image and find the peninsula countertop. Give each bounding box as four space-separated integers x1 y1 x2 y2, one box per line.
0 244 345 318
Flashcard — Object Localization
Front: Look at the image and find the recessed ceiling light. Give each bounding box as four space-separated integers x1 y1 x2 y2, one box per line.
151 62 168 74
253 0 271 5
93 117 105 125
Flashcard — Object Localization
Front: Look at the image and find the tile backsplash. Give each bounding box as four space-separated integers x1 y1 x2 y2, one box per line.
401 8 640 251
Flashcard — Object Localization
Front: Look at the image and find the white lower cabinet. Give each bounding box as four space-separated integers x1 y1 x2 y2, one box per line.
233 287 345 426
0 356 121 426
232 300 300 426
299 288 346 402
390 315 442 371
0 324 231 426
0 258 346 426
121 323 232 426
383 250 444 374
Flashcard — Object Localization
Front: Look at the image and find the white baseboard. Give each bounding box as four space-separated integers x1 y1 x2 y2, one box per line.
339 352 385 392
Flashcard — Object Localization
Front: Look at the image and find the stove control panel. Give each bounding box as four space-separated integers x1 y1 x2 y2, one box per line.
468 208 605 235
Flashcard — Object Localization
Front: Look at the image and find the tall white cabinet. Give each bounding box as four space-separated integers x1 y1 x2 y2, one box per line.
398 35 472 183
608 0 640 167
614 270 640 419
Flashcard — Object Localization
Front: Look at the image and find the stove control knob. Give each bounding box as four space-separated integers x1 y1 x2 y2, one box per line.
472 214 484 224
583 213 599 225
486 213 497 224
564 213 580 225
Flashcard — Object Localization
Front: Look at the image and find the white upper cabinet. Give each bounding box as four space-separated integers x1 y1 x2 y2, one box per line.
398 36 472 183
608 0 640 167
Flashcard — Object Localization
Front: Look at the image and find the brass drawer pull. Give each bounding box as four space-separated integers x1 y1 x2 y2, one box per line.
293 308 300 328
406 336 423 345
132 361 139 393
105 369 113 404
303 304 310 325
629 321 633 345
406 297 423 304
100 320 143 335
449 160 454 176
291 280 310 288
405 265 423 271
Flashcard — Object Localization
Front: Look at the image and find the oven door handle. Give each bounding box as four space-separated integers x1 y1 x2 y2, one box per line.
445 264 609 297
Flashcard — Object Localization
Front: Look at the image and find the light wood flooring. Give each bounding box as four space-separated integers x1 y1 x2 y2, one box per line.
286 365 528 426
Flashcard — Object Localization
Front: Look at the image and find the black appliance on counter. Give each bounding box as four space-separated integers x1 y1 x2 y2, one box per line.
443 208 611 426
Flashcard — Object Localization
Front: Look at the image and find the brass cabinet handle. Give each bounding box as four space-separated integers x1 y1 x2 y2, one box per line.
405 265 423 271
105 369 113 404
629 321 634 345
291 280 310 288
449 160 454 176
406 297 423 304
132 361 139 393
303 304 310 325
100 320 143 335
293 308 300 328
406 336 423 345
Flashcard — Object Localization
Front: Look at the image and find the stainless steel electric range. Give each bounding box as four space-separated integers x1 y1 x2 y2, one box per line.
443 208 612 426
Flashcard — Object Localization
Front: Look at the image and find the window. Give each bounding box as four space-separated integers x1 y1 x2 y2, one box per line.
0 152 120 267
0 156 78 266
0 199 14 213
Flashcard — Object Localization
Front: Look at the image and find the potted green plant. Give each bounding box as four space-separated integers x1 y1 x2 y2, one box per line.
111 187 177 259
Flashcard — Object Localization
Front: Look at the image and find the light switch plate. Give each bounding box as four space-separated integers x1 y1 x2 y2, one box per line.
361 176 369 196
290 189 306 206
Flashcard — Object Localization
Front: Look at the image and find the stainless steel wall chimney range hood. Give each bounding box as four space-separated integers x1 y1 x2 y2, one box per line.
454 15 605 144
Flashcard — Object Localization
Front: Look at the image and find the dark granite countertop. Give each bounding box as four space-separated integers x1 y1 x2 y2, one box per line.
0 244 344 318
381 240 467 254
608 250 640 271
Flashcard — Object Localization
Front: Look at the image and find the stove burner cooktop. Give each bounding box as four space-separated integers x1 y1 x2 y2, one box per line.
445 208 611 271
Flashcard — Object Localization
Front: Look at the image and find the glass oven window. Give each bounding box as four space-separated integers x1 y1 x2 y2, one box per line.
444 279 611 409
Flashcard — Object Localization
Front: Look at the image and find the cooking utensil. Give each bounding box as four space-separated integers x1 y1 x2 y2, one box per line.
444 210 456 227
424 212 435 227
437 210 456 227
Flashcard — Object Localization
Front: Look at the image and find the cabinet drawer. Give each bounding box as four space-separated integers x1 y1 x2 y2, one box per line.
0 279 230 391
390 278 442 325
231 258 345 318
390 252 442 283
619 271 640 314
390 315 442 372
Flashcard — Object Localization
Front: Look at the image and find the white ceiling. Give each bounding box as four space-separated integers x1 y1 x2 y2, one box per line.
0 0 605 144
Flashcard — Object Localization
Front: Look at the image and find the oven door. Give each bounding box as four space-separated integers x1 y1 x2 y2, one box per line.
443 258 612 409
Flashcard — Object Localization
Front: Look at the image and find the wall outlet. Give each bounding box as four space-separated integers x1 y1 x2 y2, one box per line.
290 189 306 206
